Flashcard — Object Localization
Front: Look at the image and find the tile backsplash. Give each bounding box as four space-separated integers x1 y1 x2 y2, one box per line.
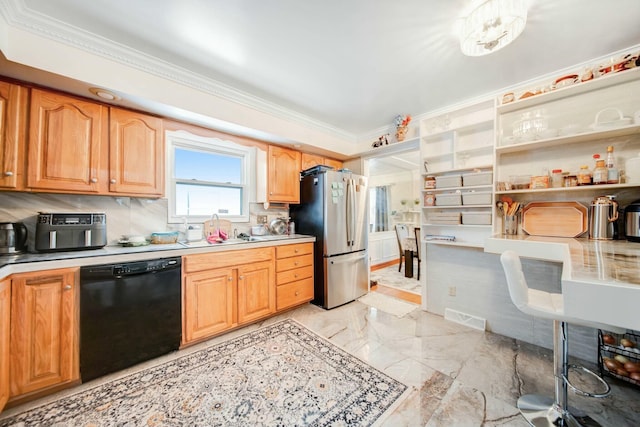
0 192 290 251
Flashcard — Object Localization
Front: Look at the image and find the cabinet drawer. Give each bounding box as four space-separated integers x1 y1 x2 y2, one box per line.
276 277 314 311
276 253 313 272
276 243 313 259
277 265 313 286
184 247 274 273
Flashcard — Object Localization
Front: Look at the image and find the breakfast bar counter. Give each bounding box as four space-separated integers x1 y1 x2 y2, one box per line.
485 235 640 331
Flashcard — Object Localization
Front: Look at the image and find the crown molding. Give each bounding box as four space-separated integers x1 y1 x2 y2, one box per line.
0 0 357 143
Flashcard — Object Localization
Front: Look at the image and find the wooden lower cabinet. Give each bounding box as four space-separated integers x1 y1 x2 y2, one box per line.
0 279 10 412
182 247 276 345
9 268 79 399
237 261 276 324
276 243 314 311
183 267 236 342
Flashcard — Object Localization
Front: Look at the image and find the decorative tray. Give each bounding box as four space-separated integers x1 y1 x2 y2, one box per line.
521 201 588 237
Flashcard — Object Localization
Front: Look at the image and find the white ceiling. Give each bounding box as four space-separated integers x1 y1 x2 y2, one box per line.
2 0 640 147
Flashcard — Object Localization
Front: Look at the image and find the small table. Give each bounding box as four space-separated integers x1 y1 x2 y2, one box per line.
402 237 417 278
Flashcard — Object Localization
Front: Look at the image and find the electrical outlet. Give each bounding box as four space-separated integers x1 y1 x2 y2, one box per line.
448 286 456 297
257 215 268 224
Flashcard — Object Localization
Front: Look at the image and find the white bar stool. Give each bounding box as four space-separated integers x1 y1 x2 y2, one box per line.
500 250 625 427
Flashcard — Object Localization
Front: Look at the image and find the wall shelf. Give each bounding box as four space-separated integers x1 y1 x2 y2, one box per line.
497 67 640 114
496 124 640 155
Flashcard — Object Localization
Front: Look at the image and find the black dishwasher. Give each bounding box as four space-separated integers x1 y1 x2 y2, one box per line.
80 257 182 382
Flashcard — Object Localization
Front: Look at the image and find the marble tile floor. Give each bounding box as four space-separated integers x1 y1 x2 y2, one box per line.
3 295 639 426
371 259 422 295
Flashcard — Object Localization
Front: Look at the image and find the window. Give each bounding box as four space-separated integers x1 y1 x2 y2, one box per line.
166 131 256 223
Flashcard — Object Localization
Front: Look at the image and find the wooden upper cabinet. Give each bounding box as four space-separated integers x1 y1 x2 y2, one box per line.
0 82 27 190
268 145 301 203
324 157 343 170
27 89 108 193
300 153 343 172
301 153 323 171
10 268 79 397
0 279 10 412
109 108 164 196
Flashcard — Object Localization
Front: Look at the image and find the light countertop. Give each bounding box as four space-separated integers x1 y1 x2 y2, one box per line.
0 234 316 276
485 235 640 331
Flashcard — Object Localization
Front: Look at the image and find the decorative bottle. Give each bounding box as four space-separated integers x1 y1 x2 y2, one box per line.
606 145 619 184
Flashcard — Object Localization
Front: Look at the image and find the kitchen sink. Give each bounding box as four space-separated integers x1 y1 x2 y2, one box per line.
178 235 286 248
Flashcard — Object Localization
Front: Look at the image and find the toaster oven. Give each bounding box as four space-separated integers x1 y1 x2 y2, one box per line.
35 212 107 252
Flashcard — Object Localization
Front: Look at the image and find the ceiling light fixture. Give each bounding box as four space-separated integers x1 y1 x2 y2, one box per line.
460 0 528 56
89 87 120 101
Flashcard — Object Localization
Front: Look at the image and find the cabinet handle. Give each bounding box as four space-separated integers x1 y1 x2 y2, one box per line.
294 274 298 278
64 285 72 290
90 178 98 183
295 290 299 296
4 171 13 177
294 261 298 266
239 275 244 280
228 277 233 281
294 249 299 253
269 192 273 195
110 179 116 184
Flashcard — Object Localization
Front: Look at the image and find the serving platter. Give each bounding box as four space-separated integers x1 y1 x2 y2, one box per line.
522 201 588 237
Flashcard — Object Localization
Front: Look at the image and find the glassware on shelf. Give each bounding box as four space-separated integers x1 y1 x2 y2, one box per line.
593 154 608 185
606 145 619 184
577 165 592 185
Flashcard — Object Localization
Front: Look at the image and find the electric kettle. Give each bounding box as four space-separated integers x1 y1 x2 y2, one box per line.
588 196 618 240
0 222 28 254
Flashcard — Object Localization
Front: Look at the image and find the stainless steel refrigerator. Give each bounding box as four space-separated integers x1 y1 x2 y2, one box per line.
290 167 369 309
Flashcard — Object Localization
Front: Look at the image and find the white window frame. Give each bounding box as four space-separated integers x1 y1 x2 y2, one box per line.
166 130 256 224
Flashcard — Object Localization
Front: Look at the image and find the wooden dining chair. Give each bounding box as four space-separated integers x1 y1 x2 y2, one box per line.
394 224 410 272
413 226 421 280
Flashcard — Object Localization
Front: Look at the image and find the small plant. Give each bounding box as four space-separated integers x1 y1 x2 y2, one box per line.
414 198 420 205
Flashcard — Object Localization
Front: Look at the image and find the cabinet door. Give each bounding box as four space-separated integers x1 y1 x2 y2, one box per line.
27 89 108 193
267 145 301 203
237 260 275 324
301 153 323 171
0 279 10 411
0 82 27 190
109 108 164 196
10 268 78 397
324 158 343 170
183 267 236 344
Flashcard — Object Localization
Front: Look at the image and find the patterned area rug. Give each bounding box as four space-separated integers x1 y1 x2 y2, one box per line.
0 320 408 427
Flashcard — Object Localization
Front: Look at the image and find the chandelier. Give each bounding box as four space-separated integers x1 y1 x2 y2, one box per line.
460 0 528 56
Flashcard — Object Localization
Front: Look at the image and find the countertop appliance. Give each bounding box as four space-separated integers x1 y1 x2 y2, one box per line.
36 212 107 252
588 196 619 240
290 167 369 309
0 222 28 254
625 199 640 242
79 257 182 382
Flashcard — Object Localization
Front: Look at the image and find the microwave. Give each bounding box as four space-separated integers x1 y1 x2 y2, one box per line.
35 212 107 252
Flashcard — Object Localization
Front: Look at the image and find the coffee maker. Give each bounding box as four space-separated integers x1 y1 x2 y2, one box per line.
0 222 28 254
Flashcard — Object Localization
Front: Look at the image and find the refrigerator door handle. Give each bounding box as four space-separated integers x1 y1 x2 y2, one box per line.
346 178 356 246
330 252 367 264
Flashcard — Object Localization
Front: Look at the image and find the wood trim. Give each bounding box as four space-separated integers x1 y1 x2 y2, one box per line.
371 260 399 271
370 283 421 305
